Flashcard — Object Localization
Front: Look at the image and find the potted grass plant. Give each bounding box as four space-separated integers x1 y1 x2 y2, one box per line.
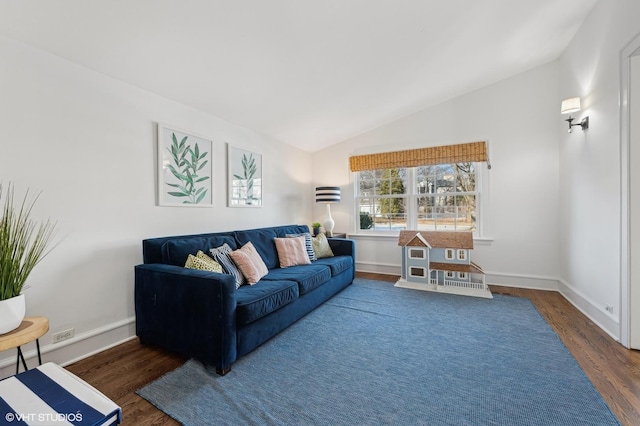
0 183 56 334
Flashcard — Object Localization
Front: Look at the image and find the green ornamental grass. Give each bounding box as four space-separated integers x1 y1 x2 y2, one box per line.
0 183 57 300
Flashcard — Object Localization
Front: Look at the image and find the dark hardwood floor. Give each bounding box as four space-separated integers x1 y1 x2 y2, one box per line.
65 272 640 425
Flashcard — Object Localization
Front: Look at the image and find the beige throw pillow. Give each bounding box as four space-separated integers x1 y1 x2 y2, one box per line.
311 233 334 259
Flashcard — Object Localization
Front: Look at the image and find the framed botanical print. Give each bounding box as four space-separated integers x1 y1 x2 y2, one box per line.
227 144 262 207
157 123 213 207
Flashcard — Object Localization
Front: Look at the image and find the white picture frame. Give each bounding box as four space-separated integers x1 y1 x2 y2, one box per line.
227 144 262 207
157 123 213 207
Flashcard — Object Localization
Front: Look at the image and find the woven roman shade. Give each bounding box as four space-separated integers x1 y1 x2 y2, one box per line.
349 141 490 172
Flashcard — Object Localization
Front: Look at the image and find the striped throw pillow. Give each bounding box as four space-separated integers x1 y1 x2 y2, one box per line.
209 243 246 288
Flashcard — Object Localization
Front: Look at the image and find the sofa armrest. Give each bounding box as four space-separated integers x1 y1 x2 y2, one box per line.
328 238 356 280
134 264 237 373
327 237 355 258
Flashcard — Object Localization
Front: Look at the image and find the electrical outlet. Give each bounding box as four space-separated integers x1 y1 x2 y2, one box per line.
52 328 75 344
605 305 614 314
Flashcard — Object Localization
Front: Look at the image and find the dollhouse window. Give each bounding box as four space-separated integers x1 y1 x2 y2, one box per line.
458 250 467 260
409 248 426 259
410 267 426 277
458 272 467 279
445 271 455 278
445 249 454 260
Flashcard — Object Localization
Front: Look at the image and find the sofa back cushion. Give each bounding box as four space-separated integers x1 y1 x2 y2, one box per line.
161 236 237 266
234 228 279 269
147 225 311 268
143 231 235 264
273 224 310 237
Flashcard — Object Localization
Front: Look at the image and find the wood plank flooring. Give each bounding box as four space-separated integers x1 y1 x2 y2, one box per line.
65 272 640 425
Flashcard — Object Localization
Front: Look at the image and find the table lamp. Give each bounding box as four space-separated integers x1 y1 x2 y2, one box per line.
315 186 341 237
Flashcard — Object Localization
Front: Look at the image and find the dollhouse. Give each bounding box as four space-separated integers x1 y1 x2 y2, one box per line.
395 230 491 298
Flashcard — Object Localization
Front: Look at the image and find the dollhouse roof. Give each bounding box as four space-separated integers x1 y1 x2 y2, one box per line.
430 261 485 274
397 231 431 248
397 230 474 249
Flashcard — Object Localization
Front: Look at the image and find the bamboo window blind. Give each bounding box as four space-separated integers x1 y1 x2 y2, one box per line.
348 141 491 172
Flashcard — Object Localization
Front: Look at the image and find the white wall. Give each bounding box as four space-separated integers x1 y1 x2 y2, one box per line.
313 61 561 289
0 36 313 377
557 0 640 341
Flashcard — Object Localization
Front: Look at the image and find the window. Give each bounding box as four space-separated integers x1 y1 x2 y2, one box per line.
355 162 479 234
458 272 467 279
356 168 408 231
458 249 467 261
445 249 455 260
409 248 426 259
446 271 455 279
410 267 426 277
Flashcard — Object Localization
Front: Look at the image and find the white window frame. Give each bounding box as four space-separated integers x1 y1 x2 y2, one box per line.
409 248 426 259
409 267 426 278
458 272 467 279
457 249 467 261
445 271 455 279
354 162 486 237
445 249 454 260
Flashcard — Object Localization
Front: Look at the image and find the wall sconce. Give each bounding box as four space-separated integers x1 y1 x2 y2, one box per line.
561 97 589 133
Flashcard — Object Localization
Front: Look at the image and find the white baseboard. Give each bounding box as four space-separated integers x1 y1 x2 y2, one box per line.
355 261 401 276
0 316 136 379
557 278 620 341
484 271 559 291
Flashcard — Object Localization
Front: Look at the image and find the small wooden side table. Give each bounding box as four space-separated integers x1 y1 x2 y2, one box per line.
0 316 49 374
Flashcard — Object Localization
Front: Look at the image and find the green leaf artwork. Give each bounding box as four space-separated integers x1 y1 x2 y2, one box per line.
165 132 210 204
233 153 257 204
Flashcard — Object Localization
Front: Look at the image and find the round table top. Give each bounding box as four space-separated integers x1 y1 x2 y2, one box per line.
0 317 49 351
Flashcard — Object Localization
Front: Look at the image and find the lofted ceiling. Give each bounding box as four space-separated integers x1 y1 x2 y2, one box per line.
0 0 597 152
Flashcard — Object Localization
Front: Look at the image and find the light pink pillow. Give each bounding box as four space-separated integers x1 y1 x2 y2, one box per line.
274 236 312 268
229 242 268 285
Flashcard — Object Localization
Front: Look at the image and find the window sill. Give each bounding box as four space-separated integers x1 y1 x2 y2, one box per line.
348 232 494 244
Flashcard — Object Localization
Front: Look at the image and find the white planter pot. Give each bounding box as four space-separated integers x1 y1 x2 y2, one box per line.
0 294 26 334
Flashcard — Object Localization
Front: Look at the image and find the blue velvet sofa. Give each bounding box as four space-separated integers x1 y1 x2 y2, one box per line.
134 224 355 375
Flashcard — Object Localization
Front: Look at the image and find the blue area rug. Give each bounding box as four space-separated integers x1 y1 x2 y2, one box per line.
137 278 619 425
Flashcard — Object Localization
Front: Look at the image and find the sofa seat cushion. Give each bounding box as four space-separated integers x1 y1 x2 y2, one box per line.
262 264 331 295
313 255 353 276
162 236 237 266
236 280 299 326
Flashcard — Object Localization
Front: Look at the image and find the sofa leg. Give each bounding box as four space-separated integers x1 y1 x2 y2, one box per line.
216 365 232 376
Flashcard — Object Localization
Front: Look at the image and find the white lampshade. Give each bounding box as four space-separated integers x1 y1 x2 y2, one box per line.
561 97 581 114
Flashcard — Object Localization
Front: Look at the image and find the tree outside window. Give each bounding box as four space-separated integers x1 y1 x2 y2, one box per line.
357 168 407 231
415 163 476 232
